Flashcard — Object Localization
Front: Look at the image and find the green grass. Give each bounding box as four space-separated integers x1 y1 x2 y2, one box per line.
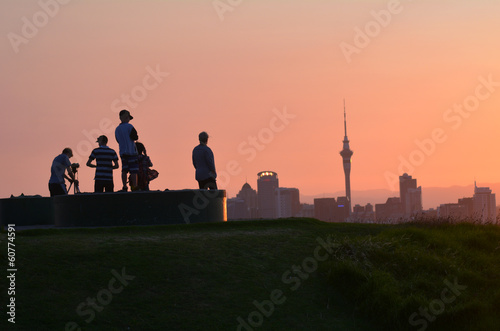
1 219 499 330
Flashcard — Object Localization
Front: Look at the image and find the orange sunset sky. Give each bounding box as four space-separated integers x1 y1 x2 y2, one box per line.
1 0 500 209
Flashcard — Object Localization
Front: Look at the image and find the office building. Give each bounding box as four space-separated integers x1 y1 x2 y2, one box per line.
399 173 422 217
314 197 350 222
227 198 248 220
352 203 375 222
236 182 258 219
375 197 403 222
314 198 336 222
257 171 279 218
297 203 314 218
275 187 300 218
437 197 474 220
473 183 496 223
438 203 467 219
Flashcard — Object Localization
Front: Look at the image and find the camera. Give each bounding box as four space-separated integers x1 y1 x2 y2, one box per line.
71 163 80 173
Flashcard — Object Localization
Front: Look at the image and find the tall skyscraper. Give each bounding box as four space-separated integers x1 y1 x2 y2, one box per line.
399 173 422 217
473 183 496 223
257 171 279 218
339 101 353 213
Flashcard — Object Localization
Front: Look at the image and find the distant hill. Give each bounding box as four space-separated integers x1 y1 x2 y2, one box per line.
301 183 500 210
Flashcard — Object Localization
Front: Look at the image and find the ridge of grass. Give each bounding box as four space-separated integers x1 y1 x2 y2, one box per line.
1 219 499 330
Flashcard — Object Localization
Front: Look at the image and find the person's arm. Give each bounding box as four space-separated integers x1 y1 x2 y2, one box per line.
65 167 76 183
207 150 216 178
130 127 138 141
112 159 119 169
86 157 96 168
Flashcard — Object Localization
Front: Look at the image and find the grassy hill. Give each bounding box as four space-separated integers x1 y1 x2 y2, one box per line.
1 219 499 330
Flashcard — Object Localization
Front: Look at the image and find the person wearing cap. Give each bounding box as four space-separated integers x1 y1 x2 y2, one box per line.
86 135 119 193
48 147 78 196
115 109 139 191
192 131 218 190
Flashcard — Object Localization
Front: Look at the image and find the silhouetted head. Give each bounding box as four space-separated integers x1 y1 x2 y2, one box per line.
96 135 108 146
119 109 133 123
62 148 73 158
199 131 209 144
136 142 147 155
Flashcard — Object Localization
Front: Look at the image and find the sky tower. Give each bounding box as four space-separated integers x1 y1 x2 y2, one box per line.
340 100 353 214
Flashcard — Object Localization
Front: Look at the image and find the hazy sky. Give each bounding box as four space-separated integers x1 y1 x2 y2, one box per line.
2 0 500 208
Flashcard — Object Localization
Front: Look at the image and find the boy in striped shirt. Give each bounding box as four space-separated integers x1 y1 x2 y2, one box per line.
86 135 119 193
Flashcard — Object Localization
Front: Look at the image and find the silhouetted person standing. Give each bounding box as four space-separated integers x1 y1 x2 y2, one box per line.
192 131 217 190
48 148 77 196
115 109 139 191
86 135 119 193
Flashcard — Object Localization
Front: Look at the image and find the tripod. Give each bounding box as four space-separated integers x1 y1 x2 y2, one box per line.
67 168 81 194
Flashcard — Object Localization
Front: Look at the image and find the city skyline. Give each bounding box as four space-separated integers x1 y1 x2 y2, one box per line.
228 171 496 222
2 1 500 201
229 171 499 208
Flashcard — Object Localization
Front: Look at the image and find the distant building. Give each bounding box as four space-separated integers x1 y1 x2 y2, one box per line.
336 197 350 221
375 197 403 222
275 187 300 218
423 208 438 219
438 203 468 219
314 198 336 222
236 182 258 219
227 198 248 220
399 173 422 217
438 197 473 220
297 203 314 218
257 171 279 218
458 197 474 217
473 183 496 223
351 203 375 222
314 197 349 222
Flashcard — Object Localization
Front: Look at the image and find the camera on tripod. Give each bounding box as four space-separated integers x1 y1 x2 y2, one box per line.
71 163 80 173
